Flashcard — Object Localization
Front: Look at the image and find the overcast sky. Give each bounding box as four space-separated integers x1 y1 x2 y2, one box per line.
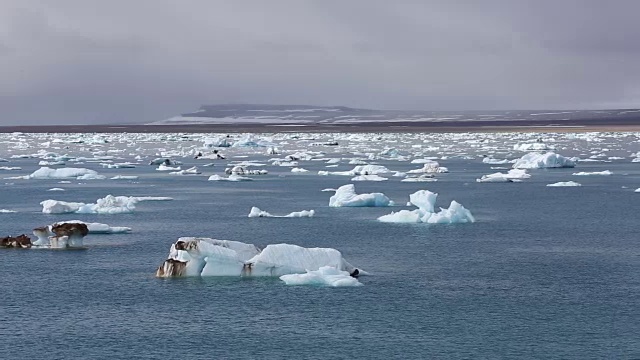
0 0 639 125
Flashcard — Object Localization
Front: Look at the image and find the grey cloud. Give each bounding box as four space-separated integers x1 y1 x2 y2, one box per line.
0 0 638 125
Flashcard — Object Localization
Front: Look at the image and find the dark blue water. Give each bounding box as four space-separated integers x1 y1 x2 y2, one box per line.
1 139 639 359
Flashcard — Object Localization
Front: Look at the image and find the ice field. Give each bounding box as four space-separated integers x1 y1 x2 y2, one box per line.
1 130 639 359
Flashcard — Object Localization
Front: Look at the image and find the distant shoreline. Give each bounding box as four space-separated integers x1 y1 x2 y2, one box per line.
2 120 640 133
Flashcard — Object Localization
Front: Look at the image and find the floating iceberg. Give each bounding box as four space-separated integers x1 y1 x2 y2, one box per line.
329 184 394 207
247 207 315 218
280 266 363 287
407 160 448 174
55 220 132 234
25 167 101 179
351 174 388 181
155 238 362 279
401 174 437 182
476 169 530 183
208 174 252 181
513 142 555 151
41 195 172 214
572 170 612 176
149 158 182 166
378 190 474 224
482 157 511 165
547 181 582 187
512 152 576 169
32 222 89 249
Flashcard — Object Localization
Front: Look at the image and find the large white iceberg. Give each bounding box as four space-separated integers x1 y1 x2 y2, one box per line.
512 152 576 169
329 184 394 207
155 238 362 279
378 190 475 224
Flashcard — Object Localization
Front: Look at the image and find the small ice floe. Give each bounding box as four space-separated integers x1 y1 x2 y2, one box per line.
547 181 582 187
110 175 139 180
482 157 511 165
0 234 32 248
280 266 363 287
351 174 388 181
47 188 65 191
41 195 172 214
225 166 268 175
512 152 576 169
16 167 102 180
635 188 640 192
0 166 21 170
247 207 315 218
170 166 201 175
0 209 17 213
572 170 612 176
208 174 252 181
101 162 136 169
513 141 555 151
149 158 182 166
291 167 309 173
38 161 65 166
155 238 363 281
407 160 448 174
378 190 474 224
477 169 530 183
156 164 181 171
329 184 394 207
77 173 107 180
55 220 132 234
31 222 89 249
194 149 225 160
401 174 437 182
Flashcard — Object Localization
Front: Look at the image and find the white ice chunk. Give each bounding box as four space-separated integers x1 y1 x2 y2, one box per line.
547 181 582 187
329 184 393 207
512 152 576 169
280 266 363 287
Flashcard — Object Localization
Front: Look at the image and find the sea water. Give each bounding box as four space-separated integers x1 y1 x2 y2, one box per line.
0 132 639 359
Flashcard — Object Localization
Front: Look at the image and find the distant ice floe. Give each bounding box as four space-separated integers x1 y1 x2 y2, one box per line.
635 188 640 192
401 174 437 182
110 175 139 180
47 188 65 191
512 152 576 169
41 195 172 214
0 209 17 213
319 165 390 176
407 160 448 174
208 174 252 181
291 167 309 173
170 166 201 175
513 142 555 151
0 166 21 170
547 181 582 187
248 207 315 218
482 157 512 165
477 169 530 183
149 158 182 166
572 170 612 176
329 184 394 207
155 238 363 286
15 167 102 180
378 190 474 224
351 174 388 181
225 166 268 175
